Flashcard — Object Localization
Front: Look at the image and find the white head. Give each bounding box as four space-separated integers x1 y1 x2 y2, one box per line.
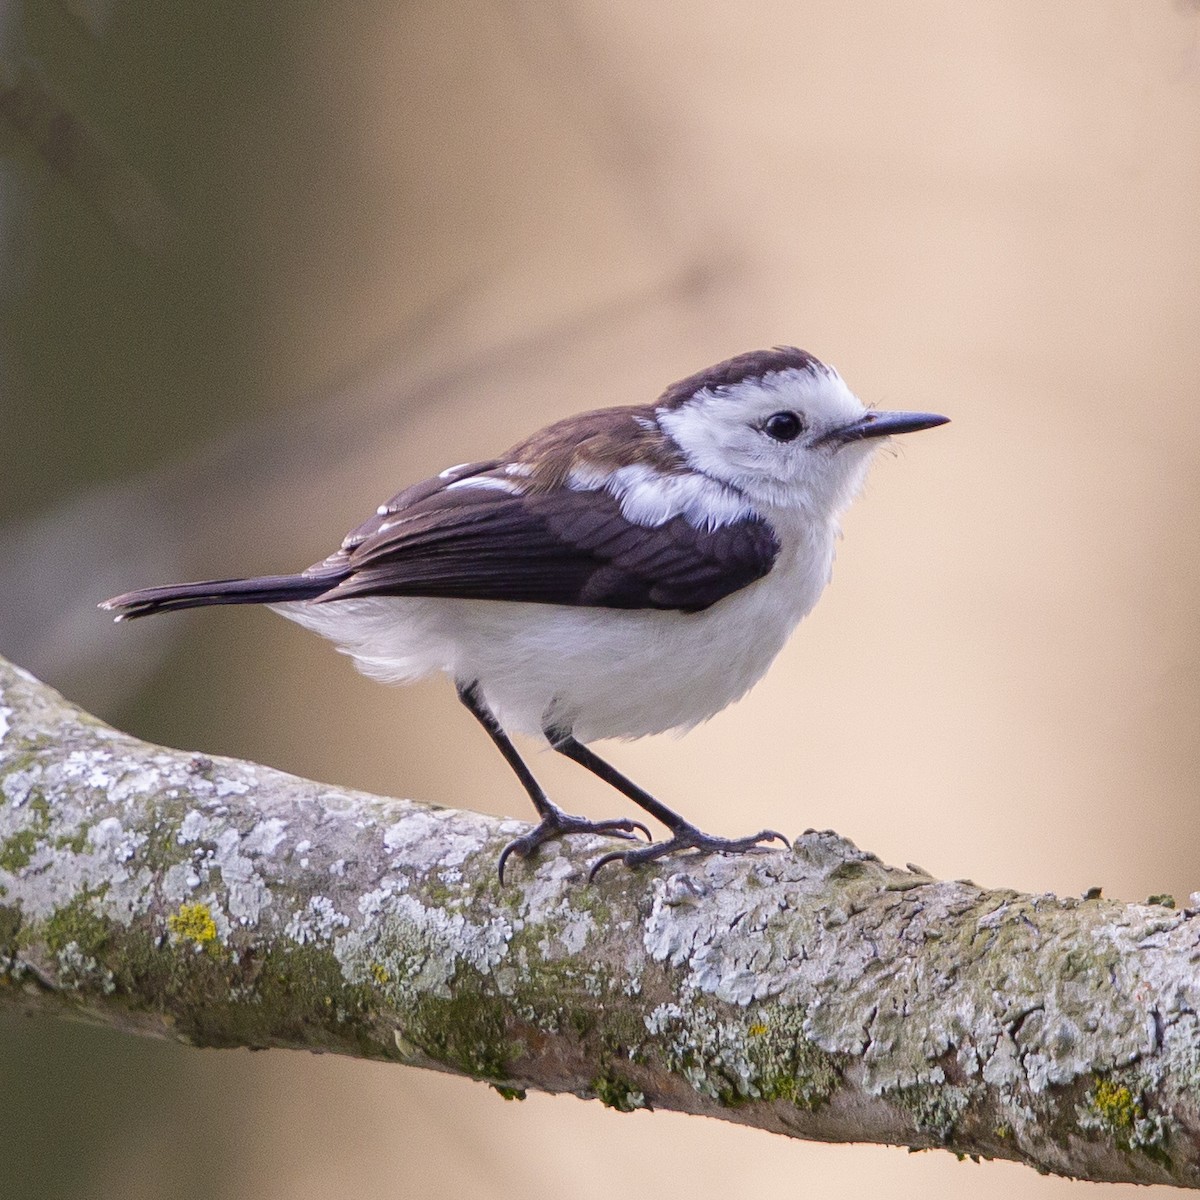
656 347 947 519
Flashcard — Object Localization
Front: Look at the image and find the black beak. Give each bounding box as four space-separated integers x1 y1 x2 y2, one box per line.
826 410 950 444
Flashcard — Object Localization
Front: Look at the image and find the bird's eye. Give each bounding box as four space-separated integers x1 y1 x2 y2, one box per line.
762 411 805 442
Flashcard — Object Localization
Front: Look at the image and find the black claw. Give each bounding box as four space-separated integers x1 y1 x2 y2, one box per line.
497 811 653 883
587 849 631 880
496 840 521 886
588 825 789 879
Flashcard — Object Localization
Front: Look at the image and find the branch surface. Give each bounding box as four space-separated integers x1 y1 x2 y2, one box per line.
0 655 1197 1187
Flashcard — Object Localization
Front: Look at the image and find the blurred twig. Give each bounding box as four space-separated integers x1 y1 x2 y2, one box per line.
2 654 1198 1188
0 49 176 253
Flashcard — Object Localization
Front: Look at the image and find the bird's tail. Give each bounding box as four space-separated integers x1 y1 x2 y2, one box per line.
100 573 337 621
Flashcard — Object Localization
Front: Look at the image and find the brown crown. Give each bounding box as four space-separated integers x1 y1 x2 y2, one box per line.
658 346 822 410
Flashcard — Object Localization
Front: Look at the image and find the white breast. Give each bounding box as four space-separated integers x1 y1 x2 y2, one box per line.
273 512 837 743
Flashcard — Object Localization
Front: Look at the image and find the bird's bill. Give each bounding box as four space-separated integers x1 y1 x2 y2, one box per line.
826 410 950 444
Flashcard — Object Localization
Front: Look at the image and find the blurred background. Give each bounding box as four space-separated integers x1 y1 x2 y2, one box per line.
2 1 1199 1197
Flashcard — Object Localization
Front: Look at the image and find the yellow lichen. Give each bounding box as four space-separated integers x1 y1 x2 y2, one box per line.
1092 1079 1138 1131
167 902 218 949
370 962 391 985
748 1023 768 1037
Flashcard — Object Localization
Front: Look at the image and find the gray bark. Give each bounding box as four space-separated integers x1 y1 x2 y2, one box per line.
1 654 1197 1187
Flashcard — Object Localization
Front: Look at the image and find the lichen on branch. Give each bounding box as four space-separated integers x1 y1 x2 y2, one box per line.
0 655 1198 1188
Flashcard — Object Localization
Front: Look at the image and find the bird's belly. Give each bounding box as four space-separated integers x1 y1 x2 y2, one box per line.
471 588 802 741
275 530 833 742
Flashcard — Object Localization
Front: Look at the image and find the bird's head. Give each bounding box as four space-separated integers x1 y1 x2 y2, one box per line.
656 347 948 518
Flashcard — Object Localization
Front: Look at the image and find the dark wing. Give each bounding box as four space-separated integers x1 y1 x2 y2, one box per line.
331 461 504 556
312 472 779 614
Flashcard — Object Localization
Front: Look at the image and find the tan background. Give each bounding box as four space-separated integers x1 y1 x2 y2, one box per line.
2 2 1199 1197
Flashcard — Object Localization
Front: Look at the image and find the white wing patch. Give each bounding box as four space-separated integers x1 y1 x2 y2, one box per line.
566 462 753 530
445 475 523 495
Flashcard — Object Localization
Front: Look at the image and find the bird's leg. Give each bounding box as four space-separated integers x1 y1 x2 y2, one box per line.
455 681 651 882
544 726 789 878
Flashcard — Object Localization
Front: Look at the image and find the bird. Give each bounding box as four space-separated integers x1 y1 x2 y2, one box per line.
102 346 948 880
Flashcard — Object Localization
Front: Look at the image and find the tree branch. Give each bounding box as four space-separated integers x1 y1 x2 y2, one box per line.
1 654 1197 1187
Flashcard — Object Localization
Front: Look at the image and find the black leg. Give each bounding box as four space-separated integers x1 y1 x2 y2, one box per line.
455 681 650 882
544 726 789 878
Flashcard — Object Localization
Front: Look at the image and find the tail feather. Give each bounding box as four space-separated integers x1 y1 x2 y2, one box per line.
100 573 339 621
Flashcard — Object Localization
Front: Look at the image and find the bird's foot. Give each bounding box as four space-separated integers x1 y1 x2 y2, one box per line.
588 823 790 880
498 808 652 883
